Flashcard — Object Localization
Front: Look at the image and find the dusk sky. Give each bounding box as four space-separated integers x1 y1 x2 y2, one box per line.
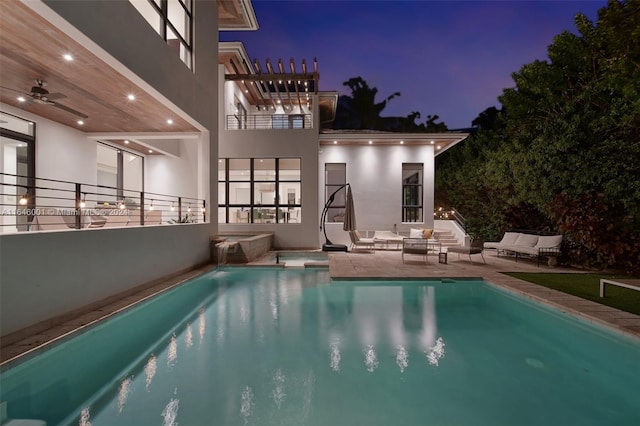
220 0 607 129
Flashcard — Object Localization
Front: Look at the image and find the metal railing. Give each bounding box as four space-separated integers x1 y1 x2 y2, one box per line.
226 114 312 130
0 172 205 234
434 207 466 231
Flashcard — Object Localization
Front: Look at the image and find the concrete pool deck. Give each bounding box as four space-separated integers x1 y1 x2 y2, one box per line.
2 250 639 368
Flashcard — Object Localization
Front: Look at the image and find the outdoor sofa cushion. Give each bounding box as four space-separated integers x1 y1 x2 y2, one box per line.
484 231 520 249
535 235 563 249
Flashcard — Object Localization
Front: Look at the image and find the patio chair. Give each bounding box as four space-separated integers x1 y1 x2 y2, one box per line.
447 239 485 264
373 230 405 250
402 238 429 263
348 230 375 251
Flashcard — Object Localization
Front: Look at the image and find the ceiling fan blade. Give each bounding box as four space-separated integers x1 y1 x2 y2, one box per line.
51 101 88 119
46 92 66 101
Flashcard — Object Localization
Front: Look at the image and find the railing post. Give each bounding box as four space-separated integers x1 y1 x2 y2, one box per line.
140 191 145 226
75 183 82 229
202 199 206 223
178 197 182 220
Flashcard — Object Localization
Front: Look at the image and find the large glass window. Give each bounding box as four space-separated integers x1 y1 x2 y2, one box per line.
402 163 423 223
218 158 301 224
130 0 193 69
0 112 35 233
96 143 143 205
324 163 346 222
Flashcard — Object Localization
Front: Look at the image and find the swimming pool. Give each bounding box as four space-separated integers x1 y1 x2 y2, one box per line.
2 268 639 425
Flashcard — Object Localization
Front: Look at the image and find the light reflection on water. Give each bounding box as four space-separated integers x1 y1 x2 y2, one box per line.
4 269 636 426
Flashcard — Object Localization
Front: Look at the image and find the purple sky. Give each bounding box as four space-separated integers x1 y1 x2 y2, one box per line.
220 0 607 129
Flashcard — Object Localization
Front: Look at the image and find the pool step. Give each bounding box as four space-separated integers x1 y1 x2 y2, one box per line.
0 402 46 426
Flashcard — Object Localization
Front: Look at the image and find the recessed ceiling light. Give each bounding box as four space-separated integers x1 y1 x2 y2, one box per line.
430 140 434 144
166 119 173 125
124 140 129 144
333 140 337 144
148 149 153 154
77 120 84 125
400 140 404 144
437 145 441 150
368 141 372 144
127 94 135 101
63 53 73 61
17 96 26 102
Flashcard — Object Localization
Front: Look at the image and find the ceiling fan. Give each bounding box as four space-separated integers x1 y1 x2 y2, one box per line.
0 79 88 119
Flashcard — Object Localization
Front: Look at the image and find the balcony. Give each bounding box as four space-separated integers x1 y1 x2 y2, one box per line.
0 172 205 234
226 114 312 130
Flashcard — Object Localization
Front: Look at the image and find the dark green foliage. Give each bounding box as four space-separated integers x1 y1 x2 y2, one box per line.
437 0 640 271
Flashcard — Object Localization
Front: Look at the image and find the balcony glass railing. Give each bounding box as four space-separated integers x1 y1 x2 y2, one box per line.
0 172 205 234
226 114 312 130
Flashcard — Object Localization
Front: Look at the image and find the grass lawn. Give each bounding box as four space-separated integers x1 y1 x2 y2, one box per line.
503 272 640 315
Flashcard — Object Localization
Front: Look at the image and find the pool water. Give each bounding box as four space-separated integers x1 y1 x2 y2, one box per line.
2 268 639 425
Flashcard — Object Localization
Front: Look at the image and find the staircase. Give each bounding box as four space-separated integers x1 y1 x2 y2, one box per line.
434 229 459 249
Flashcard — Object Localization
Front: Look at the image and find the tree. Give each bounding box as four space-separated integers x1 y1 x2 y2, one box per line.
333 76 400 130
437 0 640 271
332 76 449 131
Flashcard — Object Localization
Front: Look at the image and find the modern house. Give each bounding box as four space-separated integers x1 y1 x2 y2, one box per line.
0 0 467 339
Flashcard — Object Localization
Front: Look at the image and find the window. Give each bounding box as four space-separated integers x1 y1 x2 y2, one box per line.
218 158 301 224
402 163 423 222
96 143 144 204
130 0 193 69
324 163 346 222
0 112 35 233
235 98 247 129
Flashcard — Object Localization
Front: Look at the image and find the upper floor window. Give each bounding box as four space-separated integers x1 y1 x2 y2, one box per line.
402 163 423 223
325 163 346 223
130 0 193 69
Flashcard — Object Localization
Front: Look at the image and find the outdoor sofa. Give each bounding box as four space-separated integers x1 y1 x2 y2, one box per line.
484 231 563 266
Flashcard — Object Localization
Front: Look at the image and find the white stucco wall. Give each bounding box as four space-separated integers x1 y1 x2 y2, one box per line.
320 144 435 247
146 140 199 199
0 224 212 336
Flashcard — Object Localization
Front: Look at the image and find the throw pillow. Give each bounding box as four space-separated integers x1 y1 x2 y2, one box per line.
409 228 423 238
422 228 434 239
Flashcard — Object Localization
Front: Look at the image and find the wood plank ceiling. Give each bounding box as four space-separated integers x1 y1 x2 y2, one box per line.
0 1 199 134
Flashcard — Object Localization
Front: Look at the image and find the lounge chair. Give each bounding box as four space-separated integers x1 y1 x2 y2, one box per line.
373 230 404 249
447 239 485 263
348 230 375 251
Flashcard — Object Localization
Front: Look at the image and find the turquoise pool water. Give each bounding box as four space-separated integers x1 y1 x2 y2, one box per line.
2 268 639 425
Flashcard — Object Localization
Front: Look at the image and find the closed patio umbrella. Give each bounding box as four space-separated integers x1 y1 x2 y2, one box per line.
343 184 356 232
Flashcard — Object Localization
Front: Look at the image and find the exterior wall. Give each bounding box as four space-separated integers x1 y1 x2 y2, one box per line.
0 224 211 336
0 1 219 336
218 65 320 249
320 144 435 247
